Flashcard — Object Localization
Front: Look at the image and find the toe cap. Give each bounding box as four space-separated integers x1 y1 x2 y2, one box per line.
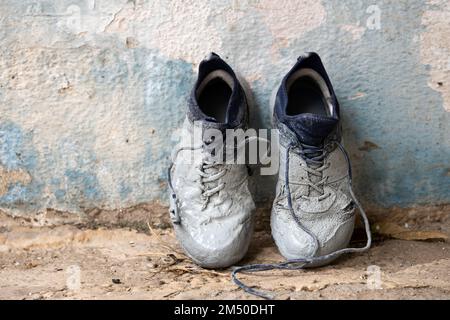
174 216 254 268
271 206 355 266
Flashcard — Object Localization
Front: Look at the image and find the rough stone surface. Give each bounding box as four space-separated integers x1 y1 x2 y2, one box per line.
0 0 449 217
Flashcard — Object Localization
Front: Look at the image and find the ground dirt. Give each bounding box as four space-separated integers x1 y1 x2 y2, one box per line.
0 204 449 300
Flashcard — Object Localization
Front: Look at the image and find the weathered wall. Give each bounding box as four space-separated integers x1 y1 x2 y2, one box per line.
0 0 449 217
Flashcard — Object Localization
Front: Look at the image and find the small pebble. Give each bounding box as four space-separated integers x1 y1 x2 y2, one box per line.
112 278 121 284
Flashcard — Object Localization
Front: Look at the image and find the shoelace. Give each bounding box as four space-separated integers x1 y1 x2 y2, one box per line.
231 140 372 299
290 143 331 201
168 134 272 223
168 138 227 223
198 157 226 210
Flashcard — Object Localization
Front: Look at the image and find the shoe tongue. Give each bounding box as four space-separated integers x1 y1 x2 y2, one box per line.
284 113 338 145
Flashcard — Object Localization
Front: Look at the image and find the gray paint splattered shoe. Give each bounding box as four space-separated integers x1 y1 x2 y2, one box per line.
231 53 371 299
168 53 255 268
271 52 360 266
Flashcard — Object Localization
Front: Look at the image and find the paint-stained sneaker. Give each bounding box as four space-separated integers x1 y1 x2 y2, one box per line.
270 52 370 266
168 53 255 268
231 53 371 299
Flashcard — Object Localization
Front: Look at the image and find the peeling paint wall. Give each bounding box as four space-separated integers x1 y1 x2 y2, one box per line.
0 0 449 216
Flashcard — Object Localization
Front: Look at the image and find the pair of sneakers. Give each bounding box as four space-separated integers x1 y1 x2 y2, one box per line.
168 52 371 298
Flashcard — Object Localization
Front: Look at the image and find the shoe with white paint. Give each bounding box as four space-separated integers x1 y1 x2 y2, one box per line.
271 52 367 267
231 53 371 299
168 53 255 268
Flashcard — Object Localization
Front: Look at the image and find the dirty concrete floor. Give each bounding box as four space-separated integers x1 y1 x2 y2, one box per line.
0 205 449 300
